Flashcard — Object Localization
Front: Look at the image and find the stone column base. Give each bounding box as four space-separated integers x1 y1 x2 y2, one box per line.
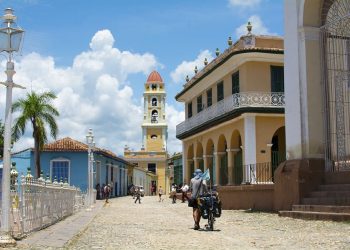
273 158 325 211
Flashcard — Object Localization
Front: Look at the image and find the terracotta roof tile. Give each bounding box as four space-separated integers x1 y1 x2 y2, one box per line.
146 71 163 83
43 137 118 159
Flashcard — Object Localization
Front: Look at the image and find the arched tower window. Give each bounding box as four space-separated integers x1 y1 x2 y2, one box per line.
151 84 157 91
152 97 158 106
151 110 158 123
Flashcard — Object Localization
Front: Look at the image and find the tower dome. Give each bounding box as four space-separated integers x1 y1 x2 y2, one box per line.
146 71 163 83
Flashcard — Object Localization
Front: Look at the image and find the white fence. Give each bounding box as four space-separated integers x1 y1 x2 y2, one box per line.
4 175 85 238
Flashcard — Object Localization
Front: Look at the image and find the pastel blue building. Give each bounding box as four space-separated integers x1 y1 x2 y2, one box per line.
3 137 129 197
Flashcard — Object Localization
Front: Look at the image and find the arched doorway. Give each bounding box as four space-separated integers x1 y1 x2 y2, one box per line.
321 0 350 171
230 130 243 185
217 135 228 185
271 126 286 178
205 139 214 183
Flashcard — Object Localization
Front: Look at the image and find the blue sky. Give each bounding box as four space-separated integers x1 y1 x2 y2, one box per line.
0 0 284 155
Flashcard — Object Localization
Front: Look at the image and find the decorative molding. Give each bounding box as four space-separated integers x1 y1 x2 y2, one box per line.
177 92 284 137
299 26 320 42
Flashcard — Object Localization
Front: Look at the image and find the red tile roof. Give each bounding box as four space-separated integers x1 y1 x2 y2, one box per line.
146 70 163 83
43 137 119 159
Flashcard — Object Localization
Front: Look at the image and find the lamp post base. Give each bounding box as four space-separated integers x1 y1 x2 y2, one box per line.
0 232 16 247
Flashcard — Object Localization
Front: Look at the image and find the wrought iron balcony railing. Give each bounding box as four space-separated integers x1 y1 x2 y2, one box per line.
176 92 285 136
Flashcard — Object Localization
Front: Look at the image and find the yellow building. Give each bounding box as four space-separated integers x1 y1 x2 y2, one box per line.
176 24 286 186
124 71 169 194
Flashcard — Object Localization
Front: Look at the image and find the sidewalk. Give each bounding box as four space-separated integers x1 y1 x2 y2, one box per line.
15 200 105 248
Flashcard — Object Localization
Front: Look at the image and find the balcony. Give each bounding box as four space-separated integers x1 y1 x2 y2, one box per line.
176 92 285 137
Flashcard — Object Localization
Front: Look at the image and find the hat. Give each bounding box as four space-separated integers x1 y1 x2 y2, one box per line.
193 168 203 177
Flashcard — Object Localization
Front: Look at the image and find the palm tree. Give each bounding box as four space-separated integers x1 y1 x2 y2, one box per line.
12 91 59 177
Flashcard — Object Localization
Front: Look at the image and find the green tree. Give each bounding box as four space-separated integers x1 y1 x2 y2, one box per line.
12 91 59 177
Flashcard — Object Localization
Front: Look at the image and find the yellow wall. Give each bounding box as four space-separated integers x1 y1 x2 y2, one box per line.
146 128 163 151
255 116 285 163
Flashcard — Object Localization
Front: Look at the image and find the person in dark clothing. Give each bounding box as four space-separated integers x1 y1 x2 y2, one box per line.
134 187 141 204
96 183 101 200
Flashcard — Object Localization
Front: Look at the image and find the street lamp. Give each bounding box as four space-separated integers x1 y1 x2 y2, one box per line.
0 8 24 246
86 128 95 209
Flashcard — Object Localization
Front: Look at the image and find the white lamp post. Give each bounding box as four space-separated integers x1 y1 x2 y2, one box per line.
0 8 24 246
86 128 95 209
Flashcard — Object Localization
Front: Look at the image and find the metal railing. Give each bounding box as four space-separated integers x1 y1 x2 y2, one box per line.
176 92 285 136
2 176 85 238
243 162 275 184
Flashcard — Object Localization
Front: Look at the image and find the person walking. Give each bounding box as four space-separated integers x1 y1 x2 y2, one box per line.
181 183 189 203
158 186 164 202
134 187 141 204
190 169 208 230
104 184 111 203
171 184 177 204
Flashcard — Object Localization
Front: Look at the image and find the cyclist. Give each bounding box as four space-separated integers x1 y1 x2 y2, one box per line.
189 169 208 230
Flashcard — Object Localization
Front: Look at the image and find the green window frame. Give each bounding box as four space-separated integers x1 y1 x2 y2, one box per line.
207 89 212 107
187 102 192 118
232 71 239 94
197 95 203 113
271 66 284 92
217 81 224 102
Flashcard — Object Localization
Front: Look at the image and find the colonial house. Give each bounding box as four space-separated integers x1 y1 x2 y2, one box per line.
176 23 285 193
7 137 129 197
167 153 183 186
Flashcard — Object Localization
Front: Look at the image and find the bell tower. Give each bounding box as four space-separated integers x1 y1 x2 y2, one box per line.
142 71 167 151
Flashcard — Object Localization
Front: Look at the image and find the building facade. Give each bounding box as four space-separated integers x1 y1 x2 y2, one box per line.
124 71 169 193
167 153 183 186
176 24 285 186
7 137 129 197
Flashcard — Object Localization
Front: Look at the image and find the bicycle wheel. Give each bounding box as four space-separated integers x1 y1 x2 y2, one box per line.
208 211 214 231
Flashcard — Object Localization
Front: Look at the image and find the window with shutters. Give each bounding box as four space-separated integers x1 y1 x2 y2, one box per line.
207 89 212 107
188 102 192 118
197 95 203 113
232 71 239 94
217 81 224 102
271 66 284 92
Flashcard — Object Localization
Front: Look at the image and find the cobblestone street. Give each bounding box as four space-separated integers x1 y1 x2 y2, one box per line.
13 196 350 249
64 196 350 249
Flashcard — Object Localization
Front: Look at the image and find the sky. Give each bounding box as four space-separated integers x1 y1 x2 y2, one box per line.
0 0 284 156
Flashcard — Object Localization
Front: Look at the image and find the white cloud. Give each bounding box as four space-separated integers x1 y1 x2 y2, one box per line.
170 50 213 84
235 15 276 38
228 0 261 8
6 29 163 156
166 104 185 153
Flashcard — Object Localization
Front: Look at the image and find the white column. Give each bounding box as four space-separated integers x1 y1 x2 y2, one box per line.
244 115 256 183
284 0 323 160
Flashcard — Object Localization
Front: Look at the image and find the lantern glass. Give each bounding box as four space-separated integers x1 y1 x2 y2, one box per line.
0 27 24 52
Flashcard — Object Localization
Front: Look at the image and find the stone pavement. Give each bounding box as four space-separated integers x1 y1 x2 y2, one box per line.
10 196 350 249
12 200 104 249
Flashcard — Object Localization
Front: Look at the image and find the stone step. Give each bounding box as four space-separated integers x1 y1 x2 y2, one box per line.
302 197 350 206
319 184 350 191
325 171 350 185
292 204 350 213
309 191 350 198
279 210 350 221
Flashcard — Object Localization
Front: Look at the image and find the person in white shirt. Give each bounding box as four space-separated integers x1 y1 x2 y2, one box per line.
181 183 189 203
